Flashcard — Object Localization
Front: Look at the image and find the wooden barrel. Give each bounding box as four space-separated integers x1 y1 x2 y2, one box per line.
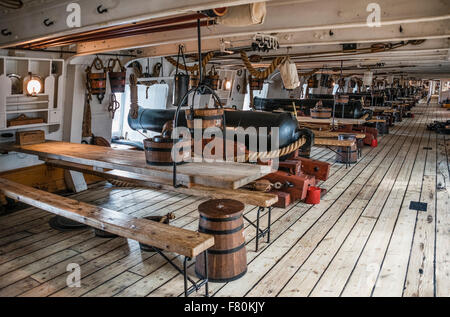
190 73 200 88
250 77 264 91
108 59 126 93
88 72 107 96
109 71 126 93
308 77 318 88
185 108 224 130
310 108 332 119
143 136 190 166
335 134 358 164
195 199 247 282
203 66 219 90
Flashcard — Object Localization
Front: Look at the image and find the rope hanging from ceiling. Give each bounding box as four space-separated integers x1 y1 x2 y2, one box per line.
240 51 286 79
164 51 215 73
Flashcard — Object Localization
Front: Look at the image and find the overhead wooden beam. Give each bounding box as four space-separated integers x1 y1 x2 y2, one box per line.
75 0 449 56
0 0 268 48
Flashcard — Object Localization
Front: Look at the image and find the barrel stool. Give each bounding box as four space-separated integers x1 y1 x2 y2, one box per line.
335 134 358 165
195 199 247 282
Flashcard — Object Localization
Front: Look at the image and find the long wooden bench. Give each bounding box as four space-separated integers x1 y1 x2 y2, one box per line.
312 130 366 140
44 159 278 252
0 177 214 297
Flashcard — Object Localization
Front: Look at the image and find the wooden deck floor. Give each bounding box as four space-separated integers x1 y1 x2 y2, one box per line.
0 102 448 297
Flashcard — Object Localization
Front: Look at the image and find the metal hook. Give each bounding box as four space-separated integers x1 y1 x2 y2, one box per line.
97 5 108 14
43 19 54 27
1 29 11 36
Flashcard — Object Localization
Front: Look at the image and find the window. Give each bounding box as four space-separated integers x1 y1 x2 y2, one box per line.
243 83 269 110
111 83 169 142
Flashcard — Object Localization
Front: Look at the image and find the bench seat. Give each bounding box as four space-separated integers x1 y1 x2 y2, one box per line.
0 177 214 258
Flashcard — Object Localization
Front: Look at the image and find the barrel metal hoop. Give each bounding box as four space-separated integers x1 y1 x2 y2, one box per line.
190 115 223 121
199 214 241 222
207 243 246 255
144 147 173 152
199 224 244 235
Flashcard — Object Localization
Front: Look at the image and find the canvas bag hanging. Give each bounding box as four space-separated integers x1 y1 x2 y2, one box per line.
279 57 300 90
363 71 373 86
216 3 266 26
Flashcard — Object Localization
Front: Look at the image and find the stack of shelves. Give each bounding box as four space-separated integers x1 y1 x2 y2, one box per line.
0 56 64 131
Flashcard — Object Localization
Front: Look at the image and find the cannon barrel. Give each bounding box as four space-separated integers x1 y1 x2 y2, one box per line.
127 107 313 153
253 97 373 120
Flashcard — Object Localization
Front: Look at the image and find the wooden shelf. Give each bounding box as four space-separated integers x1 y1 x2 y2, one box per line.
3 122 59 130
6 101 48 106
1 56 63 132
6 109 51 114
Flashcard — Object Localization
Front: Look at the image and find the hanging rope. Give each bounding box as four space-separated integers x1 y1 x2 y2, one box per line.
240 51 286 79
82 98 92 138
129 74 139 119
82 57 106 138
165 51 215 73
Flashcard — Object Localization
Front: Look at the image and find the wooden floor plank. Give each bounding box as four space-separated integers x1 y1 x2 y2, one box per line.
1 101 447 298
371 108 432 296
403 107 438 297
146 127 404 297
279 113 423 297
213 114 412 297
245 109 419 297
341 105 429 297
435 129 450 297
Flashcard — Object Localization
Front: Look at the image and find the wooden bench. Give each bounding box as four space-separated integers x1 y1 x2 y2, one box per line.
312 130 366 140
0 177 214 297
44 159 278 252
314 138 358 168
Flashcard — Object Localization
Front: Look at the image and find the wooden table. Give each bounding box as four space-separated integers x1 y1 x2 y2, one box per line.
312 130 366 140
0 141 272 190
1 141 279 252
297 116 368 125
